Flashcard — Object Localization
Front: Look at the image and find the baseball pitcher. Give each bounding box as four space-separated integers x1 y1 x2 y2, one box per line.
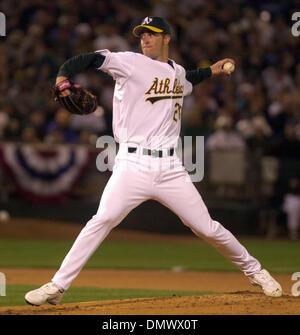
25 17 282 306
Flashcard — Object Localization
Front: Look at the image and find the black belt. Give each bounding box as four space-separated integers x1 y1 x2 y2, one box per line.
128 147 174 158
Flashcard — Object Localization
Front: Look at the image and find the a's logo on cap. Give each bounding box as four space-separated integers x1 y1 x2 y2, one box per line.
142 17 153 25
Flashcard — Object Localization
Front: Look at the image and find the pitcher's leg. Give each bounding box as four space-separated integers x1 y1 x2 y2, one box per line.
52 214 121 290
52 161 149 290
154 173 261 277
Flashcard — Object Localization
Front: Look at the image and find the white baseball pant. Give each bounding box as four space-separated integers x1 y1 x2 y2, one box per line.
52 144 261 290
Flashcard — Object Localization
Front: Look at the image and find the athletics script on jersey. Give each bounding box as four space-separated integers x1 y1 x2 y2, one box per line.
145 77 184 104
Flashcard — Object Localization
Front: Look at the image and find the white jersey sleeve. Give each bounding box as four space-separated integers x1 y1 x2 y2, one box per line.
95 49 135 82
177 64 193 97
183 77 193 96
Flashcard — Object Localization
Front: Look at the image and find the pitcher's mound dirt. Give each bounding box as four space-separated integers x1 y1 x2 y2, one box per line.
2 293 300 315
1 267 299 315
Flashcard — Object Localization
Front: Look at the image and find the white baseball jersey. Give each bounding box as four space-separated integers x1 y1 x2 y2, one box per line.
51 49 262 292
95 49 193 149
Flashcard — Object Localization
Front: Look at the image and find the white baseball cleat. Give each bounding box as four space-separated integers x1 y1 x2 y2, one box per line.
25 282 64 306
249 269 282 297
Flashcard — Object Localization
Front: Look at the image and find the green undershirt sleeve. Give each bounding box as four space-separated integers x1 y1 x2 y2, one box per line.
185 67 212 85
57 52 106 78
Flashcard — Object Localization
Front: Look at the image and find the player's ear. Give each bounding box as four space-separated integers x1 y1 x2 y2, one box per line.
163 34 171 45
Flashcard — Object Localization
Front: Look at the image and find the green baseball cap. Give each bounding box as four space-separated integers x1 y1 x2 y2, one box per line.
133 16 171 37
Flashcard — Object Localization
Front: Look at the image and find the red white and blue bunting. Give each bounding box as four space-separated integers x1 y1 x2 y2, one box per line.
0 143 92 204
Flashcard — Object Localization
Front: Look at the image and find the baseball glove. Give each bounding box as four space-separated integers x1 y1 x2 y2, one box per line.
53 79 98 115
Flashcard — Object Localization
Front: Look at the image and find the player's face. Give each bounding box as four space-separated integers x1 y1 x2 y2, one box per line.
140 31 169 60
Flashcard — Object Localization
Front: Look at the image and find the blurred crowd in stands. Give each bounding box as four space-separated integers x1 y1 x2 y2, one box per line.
0 0 299 160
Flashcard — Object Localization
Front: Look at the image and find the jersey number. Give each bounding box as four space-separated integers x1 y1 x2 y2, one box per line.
173 103 182 122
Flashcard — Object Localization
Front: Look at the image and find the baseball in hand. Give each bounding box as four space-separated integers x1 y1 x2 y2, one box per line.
223 62 235 73
0 210 10 222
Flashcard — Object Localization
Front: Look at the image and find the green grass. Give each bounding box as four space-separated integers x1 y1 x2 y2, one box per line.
0 284 213 307
0 239 299 273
